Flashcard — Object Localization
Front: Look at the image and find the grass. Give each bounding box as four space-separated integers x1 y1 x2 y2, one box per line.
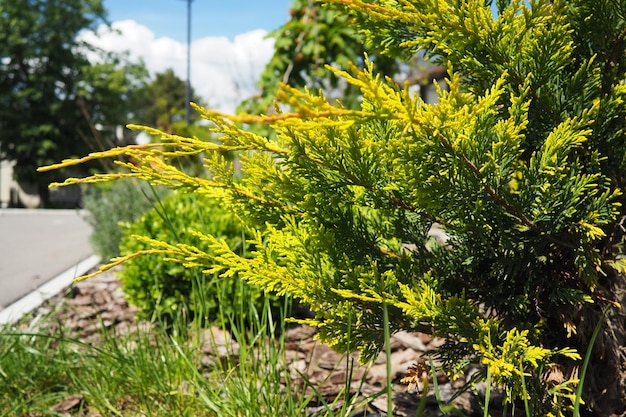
0 274 597 417
0 272 381 417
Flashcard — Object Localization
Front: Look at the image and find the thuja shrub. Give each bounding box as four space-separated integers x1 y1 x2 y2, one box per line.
119 190 280 325
41 1 626 415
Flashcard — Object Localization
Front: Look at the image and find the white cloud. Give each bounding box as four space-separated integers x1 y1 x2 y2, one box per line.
80 20 275 114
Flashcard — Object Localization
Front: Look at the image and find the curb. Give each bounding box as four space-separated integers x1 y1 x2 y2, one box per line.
0 254 101 325
0 208 87 216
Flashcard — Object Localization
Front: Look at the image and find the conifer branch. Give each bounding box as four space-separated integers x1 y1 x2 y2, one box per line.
435 131 577 249
326 0 407 20
286 135 441 227
434 131 533 226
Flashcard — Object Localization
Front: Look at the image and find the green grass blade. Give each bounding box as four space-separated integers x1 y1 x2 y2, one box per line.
573 306 609 417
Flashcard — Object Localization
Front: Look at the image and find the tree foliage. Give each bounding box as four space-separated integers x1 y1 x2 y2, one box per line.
42 1 626 415
239 0 400 116
133 69 205 137
0 0 147 204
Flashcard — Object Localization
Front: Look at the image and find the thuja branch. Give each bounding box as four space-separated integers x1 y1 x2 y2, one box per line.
206 105 375 126
434 131 535 227
325 0 405 20
280 130 442 226
435 131 579 249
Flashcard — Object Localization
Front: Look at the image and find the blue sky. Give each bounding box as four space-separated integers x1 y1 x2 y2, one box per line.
104 0 293 42
88 2 289 114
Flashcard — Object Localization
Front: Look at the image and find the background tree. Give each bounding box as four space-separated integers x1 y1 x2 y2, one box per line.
133 69 205 137
238 0 403 116
0 0 148 206
131 69 210 174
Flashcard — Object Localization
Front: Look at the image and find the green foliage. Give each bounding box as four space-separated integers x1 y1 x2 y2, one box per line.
81 178 168 260
238 0 399 117
0 330 77 415
119 191 280 325
0 294 327 416
131 69 212 173
41 1 626 415
0 0 148 204
133 68 205 137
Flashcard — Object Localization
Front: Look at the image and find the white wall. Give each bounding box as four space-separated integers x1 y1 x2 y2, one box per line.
0 160 15 208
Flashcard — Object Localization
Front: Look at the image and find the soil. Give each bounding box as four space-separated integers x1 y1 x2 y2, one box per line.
23 266 488 417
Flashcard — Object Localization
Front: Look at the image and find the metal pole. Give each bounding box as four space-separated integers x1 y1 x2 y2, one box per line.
185 0 192 126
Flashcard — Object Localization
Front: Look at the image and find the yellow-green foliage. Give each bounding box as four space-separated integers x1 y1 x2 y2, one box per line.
40 1 626 415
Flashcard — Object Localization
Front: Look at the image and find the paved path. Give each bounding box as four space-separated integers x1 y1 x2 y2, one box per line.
0 209 94 309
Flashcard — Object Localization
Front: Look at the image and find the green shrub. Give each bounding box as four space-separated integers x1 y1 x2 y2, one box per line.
82 179 168 260
42 1 626 414
119 191 281 325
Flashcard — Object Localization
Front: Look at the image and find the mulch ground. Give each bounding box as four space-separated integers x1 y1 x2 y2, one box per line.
23 266 488 417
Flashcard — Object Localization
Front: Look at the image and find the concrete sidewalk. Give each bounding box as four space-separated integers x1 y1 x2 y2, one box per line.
0 209 99 322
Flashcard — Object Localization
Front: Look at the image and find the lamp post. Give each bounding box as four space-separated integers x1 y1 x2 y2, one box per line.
180 0 193 126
